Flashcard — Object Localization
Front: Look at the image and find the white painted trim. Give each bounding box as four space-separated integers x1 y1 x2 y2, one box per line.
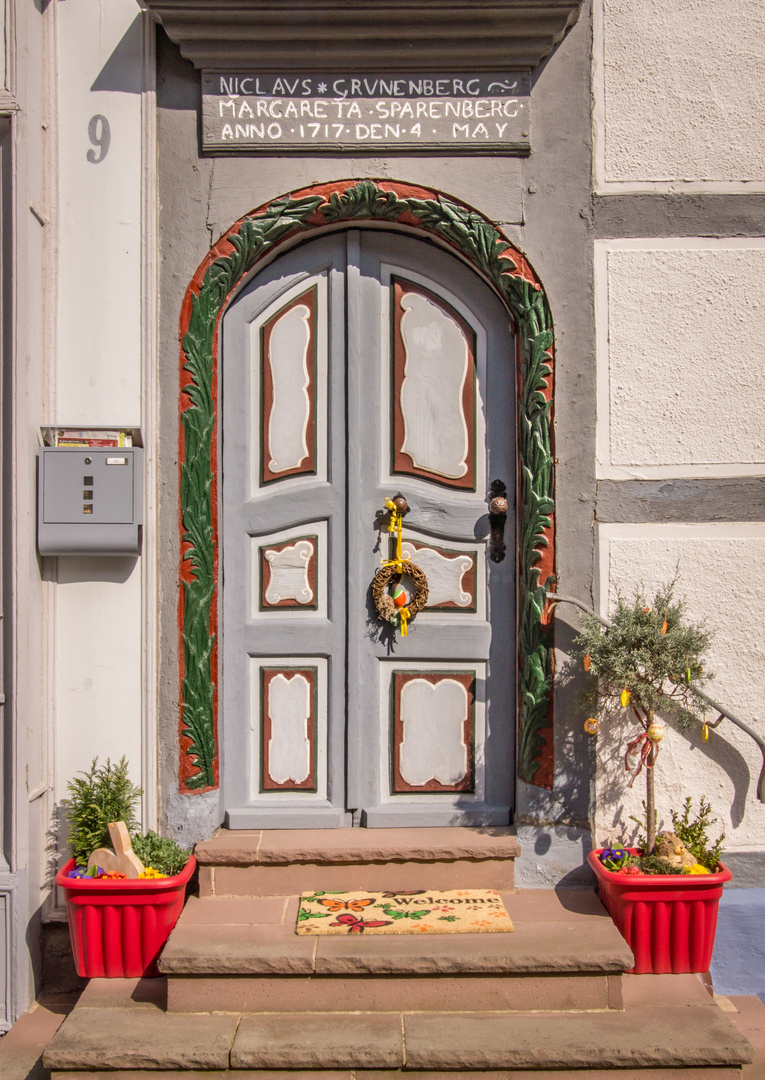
596 521 765 618
140 9 158 831
591 0 765 196
594 237 765 480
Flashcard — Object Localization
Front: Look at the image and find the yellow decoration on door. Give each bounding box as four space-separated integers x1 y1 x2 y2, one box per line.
371 496 429 637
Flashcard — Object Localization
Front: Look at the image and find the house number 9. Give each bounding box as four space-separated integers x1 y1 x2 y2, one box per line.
87 115 110 164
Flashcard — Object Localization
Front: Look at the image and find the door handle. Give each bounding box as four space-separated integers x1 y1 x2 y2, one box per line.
488 479 508 563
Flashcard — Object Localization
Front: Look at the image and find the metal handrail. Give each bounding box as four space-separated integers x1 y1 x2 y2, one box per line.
547 591 765 803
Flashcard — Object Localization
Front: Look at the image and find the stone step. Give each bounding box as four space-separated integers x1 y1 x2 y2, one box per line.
48 1071 748 1080
194 827 521 897
42 978 754 1076
159 888 632 1013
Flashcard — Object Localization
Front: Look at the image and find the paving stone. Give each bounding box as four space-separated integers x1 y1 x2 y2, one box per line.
52 1074 231 1079
403 1006 754 1070
178 894 289 925
42 1007 239 1071
49 1074 743 1080
0 1001 72 1080
231 1012 404 1069
194 830 263 864
76 976 167 1009
166 971 612 1015
53 1074 352 1080
210 859 516 896
196 827 520 866
362 1071 741 1080
160 920 317 974
727 995 765 1080
622 972 718 1008
313 917 632 974
502 886 609 921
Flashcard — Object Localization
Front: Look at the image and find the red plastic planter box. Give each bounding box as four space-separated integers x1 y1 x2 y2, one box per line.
56 855 196 978
588 849 731 974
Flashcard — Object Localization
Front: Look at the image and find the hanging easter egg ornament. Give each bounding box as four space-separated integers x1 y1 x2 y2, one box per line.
702 723 709 742
583 653 591 672
646 720 664 743
584 718 599 735
391 581 408 609
371 496 428 636
620 688 631 708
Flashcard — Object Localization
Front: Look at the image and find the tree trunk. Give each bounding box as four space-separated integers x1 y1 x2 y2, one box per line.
646 709 656 853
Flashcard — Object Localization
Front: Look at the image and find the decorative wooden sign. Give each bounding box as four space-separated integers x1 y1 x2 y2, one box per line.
202 72 530 153
87 821 145 878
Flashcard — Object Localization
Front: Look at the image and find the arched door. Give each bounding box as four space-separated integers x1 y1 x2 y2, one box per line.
221 230 515 827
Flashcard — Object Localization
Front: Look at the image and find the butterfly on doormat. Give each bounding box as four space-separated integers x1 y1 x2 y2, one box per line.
317 896 375 913
330 913 393 933
378 905 431 920
297 907 332 921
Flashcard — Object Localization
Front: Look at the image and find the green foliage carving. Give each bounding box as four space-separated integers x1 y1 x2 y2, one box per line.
178 181 555 790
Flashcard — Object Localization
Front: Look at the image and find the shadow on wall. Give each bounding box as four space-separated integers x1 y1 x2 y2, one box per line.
710 888 765 1003
90 14 144 95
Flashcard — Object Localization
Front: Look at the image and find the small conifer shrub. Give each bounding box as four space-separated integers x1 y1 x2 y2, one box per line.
574 581 714 855
65 757 190 875
66 757 142 868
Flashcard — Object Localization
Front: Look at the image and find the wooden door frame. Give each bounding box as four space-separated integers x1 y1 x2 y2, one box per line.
176 178 556 797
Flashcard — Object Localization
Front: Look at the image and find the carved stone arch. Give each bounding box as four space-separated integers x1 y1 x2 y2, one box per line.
177 178 556 795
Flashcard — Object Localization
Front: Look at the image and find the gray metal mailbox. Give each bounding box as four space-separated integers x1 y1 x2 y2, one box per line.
37 447 144 555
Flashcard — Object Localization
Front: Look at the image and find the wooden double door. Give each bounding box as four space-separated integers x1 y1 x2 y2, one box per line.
221 229 515 827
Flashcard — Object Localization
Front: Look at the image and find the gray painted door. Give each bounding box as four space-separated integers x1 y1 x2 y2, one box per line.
222 230 515 828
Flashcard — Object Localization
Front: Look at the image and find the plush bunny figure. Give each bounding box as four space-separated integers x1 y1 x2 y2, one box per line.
654 831 697 870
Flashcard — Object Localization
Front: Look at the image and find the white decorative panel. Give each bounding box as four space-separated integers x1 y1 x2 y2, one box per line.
399 678 469 786
399 291 469 479
249 273 328 494
265 672 312 786
264 539 315 605
251 522 327 618
249 656 328 799
596 240 765 479
390 670 475 793
401 542 474 609
595 524 765 851
596 0 765 190
266 301 312 474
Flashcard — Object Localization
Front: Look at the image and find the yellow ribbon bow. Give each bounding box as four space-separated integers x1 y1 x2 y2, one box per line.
383 498 411 634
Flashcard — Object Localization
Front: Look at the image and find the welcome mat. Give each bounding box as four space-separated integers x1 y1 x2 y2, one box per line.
296 889 514 935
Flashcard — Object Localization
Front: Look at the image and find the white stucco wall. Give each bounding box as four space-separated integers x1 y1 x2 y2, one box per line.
594 0 765 191
52 0 145 815
595 239 765 479
594 524 765 855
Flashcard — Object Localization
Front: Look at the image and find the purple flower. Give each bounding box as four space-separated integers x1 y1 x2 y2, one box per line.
599 847 627 863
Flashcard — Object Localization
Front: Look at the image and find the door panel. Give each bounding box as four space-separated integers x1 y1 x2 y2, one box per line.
223 235 348 827
222 230 515 828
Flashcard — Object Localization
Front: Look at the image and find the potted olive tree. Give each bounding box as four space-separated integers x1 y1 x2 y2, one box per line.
56 757 195 978
573 583 731 974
